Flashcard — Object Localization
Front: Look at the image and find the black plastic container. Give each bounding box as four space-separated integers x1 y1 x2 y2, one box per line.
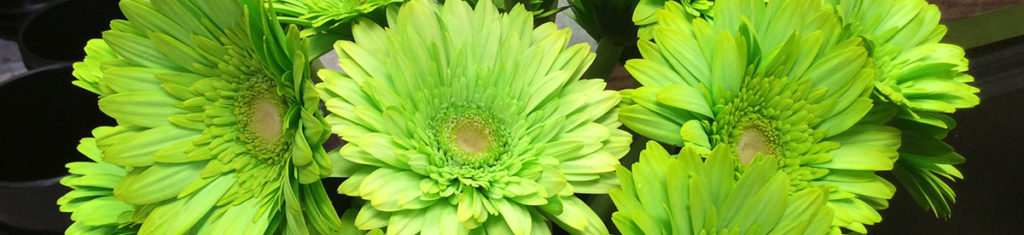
17 0 121 69
0 0 57 41
0 63 113 233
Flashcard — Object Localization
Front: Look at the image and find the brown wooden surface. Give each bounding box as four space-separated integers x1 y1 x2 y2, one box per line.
932 0 1024 20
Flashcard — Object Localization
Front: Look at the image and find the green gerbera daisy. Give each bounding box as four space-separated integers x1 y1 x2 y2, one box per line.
316 0 631 234
611 142 834 235
71 0 340 233
829 0 980 219
830 0 979 121
59 133 139 235
619 0 899 232
633 0 714 40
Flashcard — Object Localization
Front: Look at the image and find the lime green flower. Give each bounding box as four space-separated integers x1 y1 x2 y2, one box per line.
829 0 979 219
831 0 979 121
633 0 714 40
611 142 834 235
316 0 630 234
59 134 139 235
70 0 340 233
619 0 899 232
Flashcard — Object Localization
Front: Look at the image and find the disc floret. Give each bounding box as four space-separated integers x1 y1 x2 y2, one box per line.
235 76 291 161
434 105 508 167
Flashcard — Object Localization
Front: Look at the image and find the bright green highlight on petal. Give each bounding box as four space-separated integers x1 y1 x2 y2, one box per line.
611 142 834 235
316 0 630 234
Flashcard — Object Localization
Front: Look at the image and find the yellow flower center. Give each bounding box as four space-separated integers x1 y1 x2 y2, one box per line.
736 126 775 166
235 76 290 160
251 99 284 145
452 119 492 155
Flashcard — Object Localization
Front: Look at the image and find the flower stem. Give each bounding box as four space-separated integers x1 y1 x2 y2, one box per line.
583 38 625 79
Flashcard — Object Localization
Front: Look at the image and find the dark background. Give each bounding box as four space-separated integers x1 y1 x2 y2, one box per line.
872 35 1024 235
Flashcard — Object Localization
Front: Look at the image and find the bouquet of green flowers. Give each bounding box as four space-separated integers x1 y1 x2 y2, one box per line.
61 0 978 234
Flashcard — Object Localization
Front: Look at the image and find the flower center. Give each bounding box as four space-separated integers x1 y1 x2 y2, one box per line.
251 99 284 144
434 104 507 167
452 119 492 154
736 126 774 165
235 76 290 159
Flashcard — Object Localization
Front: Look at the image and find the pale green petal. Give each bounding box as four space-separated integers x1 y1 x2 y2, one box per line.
114 161 203 204
97 91 181 128
140 175 234 234
611 143 833 234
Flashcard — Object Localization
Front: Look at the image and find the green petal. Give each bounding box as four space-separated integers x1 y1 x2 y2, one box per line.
419 203 463 235
97 91 181 128
816 125 900 171
355 202 391 230
619 104 684 146
494 198 532 235
139 175 234 234
103 125 198 167
658 84 713 118
545 196 608 234
114 161 203 204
